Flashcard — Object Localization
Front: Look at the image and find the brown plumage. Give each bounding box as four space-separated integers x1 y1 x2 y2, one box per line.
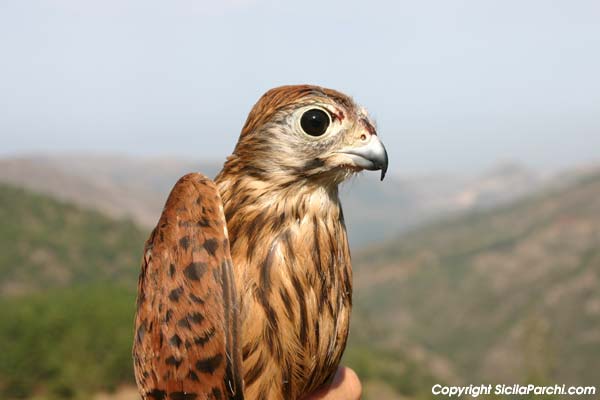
133 84 388 400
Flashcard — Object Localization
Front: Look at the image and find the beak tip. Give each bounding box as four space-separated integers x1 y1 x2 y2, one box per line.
380 149 389 182
380 165 387 181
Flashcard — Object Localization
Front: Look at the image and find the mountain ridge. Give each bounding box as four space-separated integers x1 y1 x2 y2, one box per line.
0 154 552 246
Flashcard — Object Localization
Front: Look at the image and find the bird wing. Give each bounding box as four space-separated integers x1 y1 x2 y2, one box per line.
133 173 244 400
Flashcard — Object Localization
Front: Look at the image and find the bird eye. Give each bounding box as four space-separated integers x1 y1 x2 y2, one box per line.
300 109 330 137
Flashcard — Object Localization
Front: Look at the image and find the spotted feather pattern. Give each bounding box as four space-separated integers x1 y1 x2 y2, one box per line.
133 174 243 400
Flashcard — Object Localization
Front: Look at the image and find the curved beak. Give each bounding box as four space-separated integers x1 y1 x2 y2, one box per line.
338 135 389 180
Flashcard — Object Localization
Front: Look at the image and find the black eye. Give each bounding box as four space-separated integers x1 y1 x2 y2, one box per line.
300 109 330 137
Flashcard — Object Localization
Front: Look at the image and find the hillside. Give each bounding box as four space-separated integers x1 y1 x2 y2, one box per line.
0 184 147 295
353 170 600 389
0 156 220 228
0 183 148 398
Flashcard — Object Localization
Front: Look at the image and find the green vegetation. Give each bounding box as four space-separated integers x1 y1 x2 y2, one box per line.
0 286 136 399
0 184 146 399
0 184 146 294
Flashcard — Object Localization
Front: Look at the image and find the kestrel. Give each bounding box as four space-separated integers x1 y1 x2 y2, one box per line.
133 85 388 400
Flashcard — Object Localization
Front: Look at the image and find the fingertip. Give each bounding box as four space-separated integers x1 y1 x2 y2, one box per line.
337 367 362 400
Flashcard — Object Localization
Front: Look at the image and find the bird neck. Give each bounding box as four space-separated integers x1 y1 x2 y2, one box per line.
216 169 343 232
215 154 344 221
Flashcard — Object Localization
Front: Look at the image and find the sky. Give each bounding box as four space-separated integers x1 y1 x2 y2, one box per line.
0 0 599 174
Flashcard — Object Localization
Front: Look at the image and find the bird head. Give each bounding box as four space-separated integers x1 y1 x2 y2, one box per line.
225 85 388 187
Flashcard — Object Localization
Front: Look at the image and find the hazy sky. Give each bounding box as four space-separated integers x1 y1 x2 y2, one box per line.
1 0 599 174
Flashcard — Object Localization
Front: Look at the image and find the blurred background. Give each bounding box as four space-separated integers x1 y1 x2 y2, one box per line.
1 1 599 399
